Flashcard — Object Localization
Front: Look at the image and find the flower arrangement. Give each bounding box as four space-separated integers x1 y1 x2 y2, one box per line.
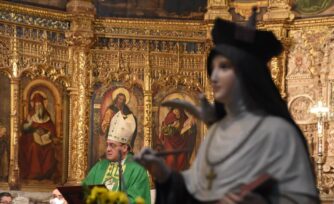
85 186 145 204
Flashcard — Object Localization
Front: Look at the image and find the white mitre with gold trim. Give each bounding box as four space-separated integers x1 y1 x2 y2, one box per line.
107 111 136 145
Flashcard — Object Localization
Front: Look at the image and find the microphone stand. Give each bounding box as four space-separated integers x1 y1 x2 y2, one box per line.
118 149 123 192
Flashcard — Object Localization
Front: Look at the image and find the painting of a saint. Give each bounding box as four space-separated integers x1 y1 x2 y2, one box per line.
90 86 143 166
101 88 137 146
157 94 197 171
0 123 9 181
160 108 196 170
19 92 57 180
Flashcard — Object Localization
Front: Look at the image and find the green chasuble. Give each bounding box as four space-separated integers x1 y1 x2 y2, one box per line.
83 153 151 204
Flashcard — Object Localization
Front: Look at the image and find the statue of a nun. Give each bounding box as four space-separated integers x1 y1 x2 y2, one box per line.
135 8 319 204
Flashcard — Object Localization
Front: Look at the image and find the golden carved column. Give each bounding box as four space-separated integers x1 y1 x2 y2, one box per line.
263 0 295 20
205 0 231 20
203 41 213 137
143 54 152 147
265 27 290 98
8 26 20 189
66 0 95 184
204 41 213 102
9 79 20 189
277 37 291 99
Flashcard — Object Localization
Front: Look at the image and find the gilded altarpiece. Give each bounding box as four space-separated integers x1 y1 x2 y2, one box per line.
0 0 334 203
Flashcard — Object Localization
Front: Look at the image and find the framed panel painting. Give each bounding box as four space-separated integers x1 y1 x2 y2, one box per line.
90 85 144 168
154 92 200 171
19 78 66 186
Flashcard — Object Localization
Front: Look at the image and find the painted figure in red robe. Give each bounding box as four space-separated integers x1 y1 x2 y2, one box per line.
160 108 196 171
19 93 57 180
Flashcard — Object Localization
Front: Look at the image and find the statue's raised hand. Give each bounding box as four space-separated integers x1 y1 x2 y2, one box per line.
161 94 218 126
134 148 171 183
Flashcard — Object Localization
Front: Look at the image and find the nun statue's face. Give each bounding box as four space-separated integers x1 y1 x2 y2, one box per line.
210 55 237 104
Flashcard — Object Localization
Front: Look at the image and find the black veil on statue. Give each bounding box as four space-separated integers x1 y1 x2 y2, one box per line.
208 8 313 172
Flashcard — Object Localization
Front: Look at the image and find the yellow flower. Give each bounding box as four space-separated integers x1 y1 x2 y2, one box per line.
86 188 130 204
86 195 95 204
89 186 109 201
135 197 145 204
100 191 119 203
98 191 129 204
118 192 129 204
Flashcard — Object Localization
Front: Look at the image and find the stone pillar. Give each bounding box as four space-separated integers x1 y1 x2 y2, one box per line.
65 0 95 184
205 0 231 21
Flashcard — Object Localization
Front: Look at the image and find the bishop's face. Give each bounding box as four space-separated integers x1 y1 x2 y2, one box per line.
106 140 128 162
210 55 237 104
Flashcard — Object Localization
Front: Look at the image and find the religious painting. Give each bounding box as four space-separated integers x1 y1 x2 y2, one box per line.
0 74 10 182
5 0 67 10
94 0 207 19
19 79 63 183
155 93 198 171
90 85 143 168
292 0 334 15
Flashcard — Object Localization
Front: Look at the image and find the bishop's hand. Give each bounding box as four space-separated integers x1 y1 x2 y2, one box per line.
134 148 171 183
161 94 218 126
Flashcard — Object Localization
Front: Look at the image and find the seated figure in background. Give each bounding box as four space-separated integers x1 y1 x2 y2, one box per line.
84 111 151 204
50 189 68 204
0 192 12 204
